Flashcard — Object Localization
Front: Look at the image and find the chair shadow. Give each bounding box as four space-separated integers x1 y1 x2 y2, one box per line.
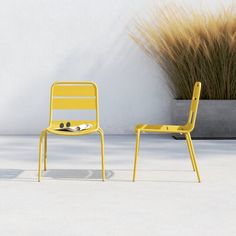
0 169 23 179
0 169 114 182
43 169 114 181
0 168 196 183
134 179 198 183
106 169 197 183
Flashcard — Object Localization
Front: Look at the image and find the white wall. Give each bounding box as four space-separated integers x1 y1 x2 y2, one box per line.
0 0 233 134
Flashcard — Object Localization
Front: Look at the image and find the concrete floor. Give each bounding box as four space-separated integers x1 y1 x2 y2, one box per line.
0 134 235 236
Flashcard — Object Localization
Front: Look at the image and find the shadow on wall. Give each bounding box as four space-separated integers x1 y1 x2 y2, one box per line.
51 36 171 134
0 16 171 135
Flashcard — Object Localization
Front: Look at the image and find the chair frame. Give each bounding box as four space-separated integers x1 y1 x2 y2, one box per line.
132 82 202 182
38 81 105 182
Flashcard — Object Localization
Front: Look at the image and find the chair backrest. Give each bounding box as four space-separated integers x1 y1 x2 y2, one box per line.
49 81 99 129
185 82 201 131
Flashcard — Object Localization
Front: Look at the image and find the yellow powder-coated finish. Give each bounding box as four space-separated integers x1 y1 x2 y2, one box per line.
52 98 96 110
133 82 202 182
38 81 105 182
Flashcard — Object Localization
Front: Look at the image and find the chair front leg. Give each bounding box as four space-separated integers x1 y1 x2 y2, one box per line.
44 131 48 171
38 130 45 182
133 130 141 182
98 128 105 181
185 133 201 183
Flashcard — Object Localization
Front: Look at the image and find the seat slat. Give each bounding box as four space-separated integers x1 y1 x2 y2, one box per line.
52 98 96 110
53 85 96 97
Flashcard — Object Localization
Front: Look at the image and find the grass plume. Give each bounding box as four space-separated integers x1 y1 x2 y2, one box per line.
132 6 236 99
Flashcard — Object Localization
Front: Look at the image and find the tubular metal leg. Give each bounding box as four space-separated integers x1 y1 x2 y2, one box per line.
186 133 201 183
185 133 196 172
98 128 105 181
132 130 141 182
44 131 48 171
38 131 44 182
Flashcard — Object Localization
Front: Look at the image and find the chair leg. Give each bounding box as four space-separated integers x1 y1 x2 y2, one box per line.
44 131 48 171
185 133 201 183
185 134 196 172
98 128 105 181
38 131 44 182
133 130 141 182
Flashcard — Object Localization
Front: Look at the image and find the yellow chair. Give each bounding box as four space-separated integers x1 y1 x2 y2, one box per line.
38 81 105 182
133 82 201 182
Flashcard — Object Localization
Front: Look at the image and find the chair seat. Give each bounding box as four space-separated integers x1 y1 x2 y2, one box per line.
46 127 98 136
136 124 188 133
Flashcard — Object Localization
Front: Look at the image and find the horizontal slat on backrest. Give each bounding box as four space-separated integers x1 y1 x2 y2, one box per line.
53 85 96 97
52 98 96 110
50 120 97 129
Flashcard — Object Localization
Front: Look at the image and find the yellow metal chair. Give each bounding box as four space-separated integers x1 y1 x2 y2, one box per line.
133 82 201 182
38 81 105 182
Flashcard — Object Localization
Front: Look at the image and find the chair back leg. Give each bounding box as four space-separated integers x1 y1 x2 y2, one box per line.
98 129 105 181
133 131 141 182
185 133 201 182
185 134 196 172
44 131 48 171
38 131 44 182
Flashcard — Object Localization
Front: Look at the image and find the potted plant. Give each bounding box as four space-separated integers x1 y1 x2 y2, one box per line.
131 6 236 138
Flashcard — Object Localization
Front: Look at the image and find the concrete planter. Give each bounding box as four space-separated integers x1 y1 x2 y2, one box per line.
171 100 236 139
